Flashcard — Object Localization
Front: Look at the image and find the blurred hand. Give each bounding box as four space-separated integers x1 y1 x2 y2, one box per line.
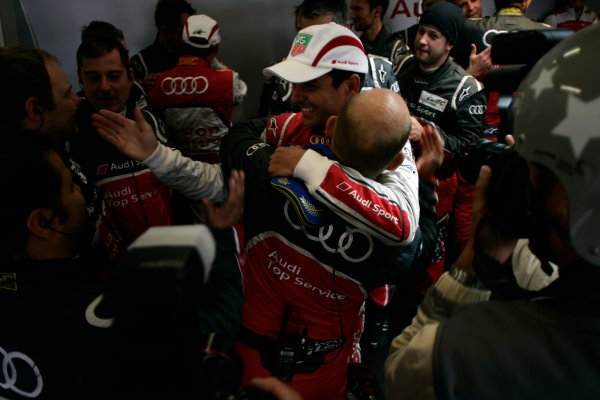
466 44 493 79
415 123 444 175
409 116 424 143
268 147 306 178
203 170 245 229
92 106 158 161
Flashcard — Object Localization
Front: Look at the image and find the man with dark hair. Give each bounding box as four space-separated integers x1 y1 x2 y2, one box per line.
222 88 417 399
72 36 174 245
0 134 247 399
449 0 483 19
0 46 126 261
0 48 73 142
350 0 408 60
130 0 195 90
257 0 400 118
148 14 247 164
392 1 487 312
81 20 128 50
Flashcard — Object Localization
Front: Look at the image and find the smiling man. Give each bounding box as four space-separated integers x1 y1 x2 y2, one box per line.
392 2 487 299
71 36 174 246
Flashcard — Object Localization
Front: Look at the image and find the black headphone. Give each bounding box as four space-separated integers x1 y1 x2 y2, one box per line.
39 214 77 237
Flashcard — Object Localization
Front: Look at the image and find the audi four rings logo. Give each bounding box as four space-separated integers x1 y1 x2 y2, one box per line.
0 346 43 398
469 105 487 115
284 201 374 263
161 76 209 95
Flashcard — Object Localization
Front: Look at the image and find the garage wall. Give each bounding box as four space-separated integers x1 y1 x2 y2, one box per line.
3 0 562 121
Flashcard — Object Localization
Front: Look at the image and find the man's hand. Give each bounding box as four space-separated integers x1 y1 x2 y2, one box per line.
202 169 245 229
268 147 306 178
466 44 493 79
415 123 444 175
409 116 424 143
92 106 158 161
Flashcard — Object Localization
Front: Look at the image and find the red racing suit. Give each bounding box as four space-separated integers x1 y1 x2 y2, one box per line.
148 55 247 163
70 95 174 247
221 121 420 399
544 5 595 32
260 112 419 246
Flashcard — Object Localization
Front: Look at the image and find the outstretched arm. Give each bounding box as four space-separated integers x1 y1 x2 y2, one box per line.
92 106 158 162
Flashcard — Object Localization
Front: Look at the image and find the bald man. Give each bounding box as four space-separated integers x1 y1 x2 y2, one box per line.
220 88 420 399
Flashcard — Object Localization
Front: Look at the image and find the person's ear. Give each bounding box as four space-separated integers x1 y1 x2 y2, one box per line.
325 115 338 138
26 209 53 239
128 67 134 86
386 150 405 171
347 74 361 96
24 97 43 122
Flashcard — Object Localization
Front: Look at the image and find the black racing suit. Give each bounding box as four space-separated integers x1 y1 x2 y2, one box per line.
361 25 409 61
393 53 488 292
130 37 180 83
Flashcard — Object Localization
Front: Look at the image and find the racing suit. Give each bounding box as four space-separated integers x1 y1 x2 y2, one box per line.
131 37 180 84
70 93 174 246
257 54 400 118
360 25 408 61
385 261 600 400
220 122 420 399
544 5 595 32
0 227 244 399
148 55 247 163
393 54 487 291
258 113 419 245
0 259 115 399
449 8 548 259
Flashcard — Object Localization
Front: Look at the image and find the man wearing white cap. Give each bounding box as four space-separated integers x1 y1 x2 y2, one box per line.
149 14 247 164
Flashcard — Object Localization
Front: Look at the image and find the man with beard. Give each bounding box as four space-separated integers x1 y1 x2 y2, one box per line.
0 47 126 261
391 1 487 320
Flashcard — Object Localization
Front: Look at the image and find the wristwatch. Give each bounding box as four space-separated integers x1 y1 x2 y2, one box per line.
449 265 485 290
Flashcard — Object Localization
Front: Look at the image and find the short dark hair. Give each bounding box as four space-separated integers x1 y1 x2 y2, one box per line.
328 69 365 90
77 35 130 78
81 20 125 43
295 0 349 26
0 47 57 130
366 0 390 19
0 135 63 261
154 0 196 31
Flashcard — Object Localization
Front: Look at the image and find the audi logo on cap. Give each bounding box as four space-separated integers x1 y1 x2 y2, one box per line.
161 76 209 95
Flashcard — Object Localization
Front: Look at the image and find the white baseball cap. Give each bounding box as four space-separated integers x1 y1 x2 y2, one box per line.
263 23 368 84
182 15 221 49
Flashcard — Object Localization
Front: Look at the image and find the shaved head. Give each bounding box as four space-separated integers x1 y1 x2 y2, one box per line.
331 88 411 178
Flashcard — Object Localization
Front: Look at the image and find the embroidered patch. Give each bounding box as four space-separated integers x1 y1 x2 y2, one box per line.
419 90 448 112
291 33 312 56
0 273 17 291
